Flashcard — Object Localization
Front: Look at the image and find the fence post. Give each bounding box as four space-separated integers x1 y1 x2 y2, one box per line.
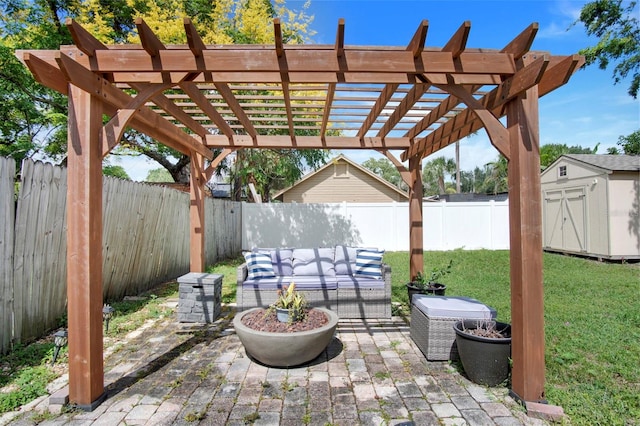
0 157 16 354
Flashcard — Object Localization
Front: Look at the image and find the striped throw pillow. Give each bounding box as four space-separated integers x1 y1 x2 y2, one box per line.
354 249 385 279
244 252 276 279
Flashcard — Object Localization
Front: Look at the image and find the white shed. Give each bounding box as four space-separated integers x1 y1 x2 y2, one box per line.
540 154 640 260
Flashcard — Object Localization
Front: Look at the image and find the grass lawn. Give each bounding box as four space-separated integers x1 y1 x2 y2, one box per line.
383 250 640 426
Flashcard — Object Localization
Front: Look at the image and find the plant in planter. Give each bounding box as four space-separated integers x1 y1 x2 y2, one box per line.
406 259 453 303
453 318 512 386
269 283 308 323
233 284 339 368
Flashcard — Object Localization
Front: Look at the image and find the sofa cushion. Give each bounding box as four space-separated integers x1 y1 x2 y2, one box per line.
253 248 293 276
292 248 336 277
242 276 338 290
335 245 378 275
243 252 276 279
336 275 385 289
354 249 385 279
334 245 357 275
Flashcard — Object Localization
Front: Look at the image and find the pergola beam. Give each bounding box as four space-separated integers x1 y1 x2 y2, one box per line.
403 53 578 161
19 52 202 157
274 19 297 143
184 18 206 58
434 83 511 159
75 49 518 75
502 22 539 60
54 52 213 160
214 82 258 140
136 18 165 57
66 18 107 57
443 21 470 58
180 82 235 139
357 84 399 138
101 82 175 155
205 135 411 149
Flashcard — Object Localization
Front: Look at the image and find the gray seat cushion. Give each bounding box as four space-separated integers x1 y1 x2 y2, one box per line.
336 275 385 289
242 276 338 290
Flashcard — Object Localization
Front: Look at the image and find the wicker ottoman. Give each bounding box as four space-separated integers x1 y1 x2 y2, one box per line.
410 295 496 361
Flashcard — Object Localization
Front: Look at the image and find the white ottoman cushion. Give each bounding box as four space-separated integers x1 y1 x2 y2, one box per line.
413 295 496 319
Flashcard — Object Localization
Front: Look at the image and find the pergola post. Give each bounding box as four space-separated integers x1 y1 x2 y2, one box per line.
189 152 206 272
66 84 106 409
506 86 545 403
408 156 424 279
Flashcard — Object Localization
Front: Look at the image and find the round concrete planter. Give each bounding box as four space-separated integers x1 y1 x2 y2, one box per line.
233 307 339 367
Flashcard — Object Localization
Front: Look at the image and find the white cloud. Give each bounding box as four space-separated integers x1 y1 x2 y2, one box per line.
538 21 570 39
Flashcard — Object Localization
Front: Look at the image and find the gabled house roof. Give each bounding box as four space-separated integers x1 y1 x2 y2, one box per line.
273 154 409 201
561 154 640 172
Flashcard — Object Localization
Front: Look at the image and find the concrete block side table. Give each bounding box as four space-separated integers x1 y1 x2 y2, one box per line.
177 273 223 323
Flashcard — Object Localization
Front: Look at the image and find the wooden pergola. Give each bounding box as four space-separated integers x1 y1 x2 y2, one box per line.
17 17 583 410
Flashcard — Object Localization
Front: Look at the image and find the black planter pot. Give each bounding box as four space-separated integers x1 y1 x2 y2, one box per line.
453 319 512 386
407 282 447 304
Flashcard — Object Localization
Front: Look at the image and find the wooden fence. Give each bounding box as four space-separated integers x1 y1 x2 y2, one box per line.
0 157 16 355
0 157 242 354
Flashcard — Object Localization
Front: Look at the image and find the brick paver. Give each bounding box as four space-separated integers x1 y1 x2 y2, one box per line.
2 305 548 426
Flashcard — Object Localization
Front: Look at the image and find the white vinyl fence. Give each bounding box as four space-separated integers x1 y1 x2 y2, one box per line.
242 201 509 251
1 157 242 354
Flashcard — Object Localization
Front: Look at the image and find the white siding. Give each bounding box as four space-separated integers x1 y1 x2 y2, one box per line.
282 161 407 203
608 173 640 258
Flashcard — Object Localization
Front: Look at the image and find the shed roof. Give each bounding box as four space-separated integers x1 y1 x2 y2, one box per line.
563 154 640 172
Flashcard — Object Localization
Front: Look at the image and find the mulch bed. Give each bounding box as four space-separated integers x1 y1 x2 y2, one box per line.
241 308 329 333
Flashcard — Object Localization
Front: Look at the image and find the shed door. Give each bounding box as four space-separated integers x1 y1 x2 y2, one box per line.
544 187 587 252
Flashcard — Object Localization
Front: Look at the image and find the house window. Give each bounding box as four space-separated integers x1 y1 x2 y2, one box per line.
558 165 567 179
335 163 348 178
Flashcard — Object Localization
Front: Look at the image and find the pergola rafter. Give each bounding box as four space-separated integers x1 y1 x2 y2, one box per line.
16 17 583 413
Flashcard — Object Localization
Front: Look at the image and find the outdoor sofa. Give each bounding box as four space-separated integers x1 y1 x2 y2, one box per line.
236 245 391 318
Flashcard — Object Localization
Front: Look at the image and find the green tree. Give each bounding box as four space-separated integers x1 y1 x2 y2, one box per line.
577 0 640 98
540 143 599 169
1 0 321 189
361 157 407 191
233 148 328 202
0 1 70 166
422 157 456 195
103 165 130 180
617 129 640 155
460 166 488 193
146 168 174 182
484 156 508 195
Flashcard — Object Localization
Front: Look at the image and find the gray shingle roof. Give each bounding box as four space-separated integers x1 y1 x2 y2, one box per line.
564 154 640 171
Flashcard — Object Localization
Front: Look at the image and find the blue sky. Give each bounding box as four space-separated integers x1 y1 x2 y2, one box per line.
118 0 639 180
289 0 639 171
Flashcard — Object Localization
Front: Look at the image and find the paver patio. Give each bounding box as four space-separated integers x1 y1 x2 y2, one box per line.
1 304 549 426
